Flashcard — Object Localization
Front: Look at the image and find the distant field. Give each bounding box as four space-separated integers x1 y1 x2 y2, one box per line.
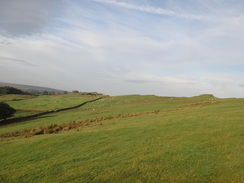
0 94 215 134
0 94 243 182
0 94 101 118
0 94 99 111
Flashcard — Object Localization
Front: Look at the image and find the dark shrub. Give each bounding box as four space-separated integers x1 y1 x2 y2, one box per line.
0 102 16 120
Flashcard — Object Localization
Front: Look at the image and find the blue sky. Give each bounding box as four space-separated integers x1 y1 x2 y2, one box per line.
0 0 244 97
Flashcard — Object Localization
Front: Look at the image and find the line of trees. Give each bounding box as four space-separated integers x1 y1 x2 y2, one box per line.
0 86 104 96
28 90 59 96
72 90 103 96
0 87 62 96
0 86 28 95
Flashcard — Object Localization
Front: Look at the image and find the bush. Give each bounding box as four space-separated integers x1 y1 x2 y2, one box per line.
0 102 16 120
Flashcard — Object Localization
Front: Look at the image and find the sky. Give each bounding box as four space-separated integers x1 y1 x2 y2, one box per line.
0 0 244 98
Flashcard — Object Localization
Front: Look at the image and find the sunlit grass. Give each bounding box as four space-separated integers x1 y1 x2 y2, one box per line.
0 94 215 134
0 94 243 182
0 94 99 111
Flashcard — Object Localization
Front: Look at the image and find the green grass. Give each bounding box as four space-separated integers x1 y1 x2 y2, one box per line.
0 94 213 134
0 94 243 182
0 94 100 111
0 94 102 121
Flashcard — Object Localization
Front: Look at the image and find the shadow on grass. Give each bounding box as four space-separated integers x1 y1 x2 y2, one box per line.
0 114 56 126
0 97 102 127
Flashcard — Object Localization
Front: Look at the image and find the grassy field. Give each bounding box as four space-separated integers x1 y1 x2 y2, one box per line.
0 93 101 111
0 94 243 182
0 94 101 118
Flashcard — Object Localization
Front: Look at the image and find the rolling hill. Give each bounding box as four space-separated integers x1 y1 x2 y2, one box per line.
0 82 66 93
0 93 243 182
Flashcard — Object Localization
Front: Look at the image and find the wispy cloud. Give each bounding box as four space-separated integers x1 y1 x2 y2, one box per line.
0 56 36 67
94 0 208 20
0 0 244 97
0 40 13 45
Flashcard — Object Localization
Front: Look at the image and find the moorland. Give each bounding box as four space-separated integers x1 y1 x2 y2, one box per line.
0 92 243 182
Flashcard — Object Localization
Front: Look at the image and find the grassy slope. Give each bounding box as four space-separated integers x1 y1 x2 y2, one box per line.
0 94 99 111
0 94 209 134
0 95 243 182
0 94 101 118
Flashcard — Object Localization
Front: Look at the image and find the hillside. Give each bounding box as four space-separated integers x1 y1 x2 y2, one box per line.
0 94 243 182
0 82 66 93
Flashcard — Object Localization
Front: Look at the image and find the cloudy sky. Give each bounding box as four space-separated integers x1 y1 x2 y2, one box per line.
0 0 244 97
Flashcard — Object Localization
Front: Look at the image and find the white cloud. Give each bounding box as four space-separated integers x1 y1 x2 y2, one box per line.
105 72 244 98
0 0 244 97
0 0 63 36
94 0 208 20
0 56 36 67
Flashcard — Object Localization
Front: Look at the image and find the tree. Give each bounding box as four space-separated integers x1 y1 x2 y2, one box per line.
0 86 25 95
0 102 16 120
42 91 49 95
72 90 79 94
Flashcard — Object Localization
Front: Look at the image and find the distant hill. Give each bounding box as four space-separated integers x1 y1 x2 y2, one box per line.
0 82 67 94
